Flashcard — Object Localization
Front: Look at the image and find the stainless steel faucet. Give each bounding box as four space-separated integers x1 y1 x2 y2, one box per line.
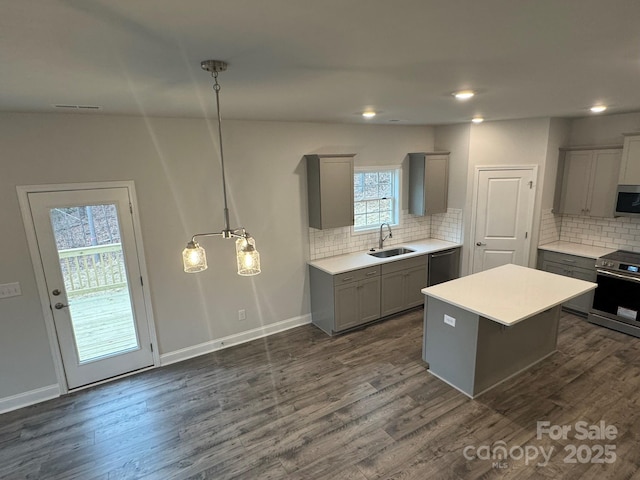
379 223 392 249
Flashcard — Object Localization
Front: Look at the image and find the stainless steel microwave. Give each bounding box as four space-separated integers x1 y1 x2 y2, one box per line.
615 185 640 217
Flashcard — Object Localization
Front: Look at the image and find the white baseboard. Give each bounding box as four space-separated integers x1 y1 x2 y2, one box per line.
160 314 312 367
0 384 60 415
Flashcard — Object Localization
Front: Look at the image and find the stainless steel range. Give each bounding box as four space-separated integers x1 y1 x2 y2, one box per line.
589 250 640 338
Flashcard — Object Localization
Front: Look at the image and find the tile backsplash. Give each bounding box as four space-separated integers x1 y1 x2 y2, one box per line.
309 208 463 260
559 214 640 252
540 207 640 252
539 208 562 245
431 208 463 243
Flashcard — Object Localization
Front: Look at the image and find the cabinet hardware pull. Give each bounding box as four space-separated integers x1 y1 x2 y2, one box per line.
562 259 576 263
342 277 354 282
366 272 378 276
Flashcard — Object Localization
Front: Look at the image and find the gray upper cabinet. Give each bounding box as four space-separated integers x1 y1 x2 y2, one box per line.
619 133 640 184
555 147 621 217
306 154 355 229
408 152 449 216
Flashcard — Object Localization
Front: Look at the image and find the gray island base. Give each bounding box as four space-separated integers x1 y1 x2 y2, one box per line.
422 264 597 398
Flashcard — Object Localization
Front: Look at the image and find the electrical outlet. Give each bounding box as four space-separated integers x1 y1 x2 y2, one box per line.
238 309 246 321
444 314 456 327
0 282 22 299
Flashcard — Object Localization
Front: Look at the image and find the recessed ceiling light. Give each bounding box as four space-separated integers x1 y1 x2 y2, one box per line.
590 105 607 113
362 111 376 118
472 116 484 124
453 90 475 100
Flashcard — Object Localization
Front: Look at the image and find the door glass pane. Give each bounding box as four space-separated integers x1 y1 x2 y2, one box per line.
49 204 139 363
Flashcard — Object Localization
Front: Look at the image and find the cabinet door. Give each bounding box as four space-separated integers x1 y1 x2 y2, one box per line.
542 260 568 277
563 266 596 314
542 260 594 315
334 283 360 331
588 150 621 217
409 153 448 216
560 151 592 215
306 154 354 229
381 272 405 317
424 155 449 215
358 276 381 324
404 265 428 309
320 157 354 228
619 134 640 185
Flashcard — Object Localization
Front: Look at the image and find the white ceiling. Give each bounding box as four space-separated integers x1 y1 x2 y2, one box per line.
2 0 640 125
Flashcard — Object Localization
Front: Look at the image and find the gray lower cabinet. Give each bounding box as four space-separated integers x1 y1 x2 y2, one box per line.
538 250 596 315
310 254 428 335
335 276 381 331
381 255 428 317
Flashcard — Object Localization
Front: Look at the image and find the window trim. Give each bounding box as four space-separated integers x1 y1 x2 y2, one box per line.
352 165 402 235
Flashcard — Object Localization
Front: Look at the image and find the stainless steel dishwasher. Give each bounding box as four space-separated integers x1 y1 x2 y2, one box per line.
427 248 460 286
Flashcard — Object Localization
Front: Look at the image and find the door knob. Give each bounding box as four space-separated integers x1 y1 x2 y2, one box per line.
52 289 61 296
476 242 486 246
54 302 69 310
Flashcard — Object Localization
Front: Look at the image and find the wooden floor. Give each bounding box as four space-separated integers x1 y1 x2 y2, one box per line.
3 309 640 479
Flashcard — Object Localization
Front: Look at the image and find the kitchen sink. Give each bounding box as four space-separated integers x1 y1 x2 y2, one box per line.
368 247 415 258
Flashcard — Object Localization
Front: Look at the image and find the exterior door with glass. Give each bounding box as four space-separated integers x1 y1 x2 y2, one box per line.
26 186 154 389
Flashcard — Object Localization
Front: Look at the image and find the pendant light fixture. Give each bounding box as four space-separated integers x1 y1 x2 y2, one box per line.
182 60 261 276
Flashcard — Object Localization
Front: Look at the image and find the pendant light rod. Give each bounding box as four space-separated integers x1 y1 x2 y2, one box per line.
181 60 261 275
203 60 232 234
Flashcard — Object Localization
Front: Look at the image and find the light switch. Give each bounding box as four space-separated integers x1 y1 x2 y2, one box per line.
0 282 22 299
444 314 456 327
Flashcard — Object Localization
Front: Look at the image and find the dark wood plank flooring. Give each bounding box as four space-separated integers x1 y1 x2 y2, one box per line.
2 309 640 479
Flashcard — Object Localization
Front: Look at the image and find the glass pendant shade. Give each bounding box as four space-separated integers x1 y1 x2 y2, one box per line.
183 241 208 273
236 237 261 276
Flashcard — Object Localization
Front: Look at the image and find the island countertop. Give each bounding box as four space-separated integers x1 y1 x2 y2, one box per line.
421 263 596 326
308 239 461 275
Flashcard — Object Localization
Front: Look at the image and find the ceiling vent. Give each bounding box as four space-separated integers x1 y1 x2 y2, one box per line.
53 104 102 111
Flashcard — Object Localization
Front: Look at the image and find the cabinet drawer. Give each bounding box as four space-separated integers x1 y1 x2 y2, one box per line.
539 250 595 270
333 266 380 285
543 261 596 281
381 254 428 275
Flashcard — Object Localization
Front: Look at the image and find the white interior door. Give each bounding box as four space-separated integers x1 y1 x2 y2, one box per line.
26 186 155 389
471 167 536 273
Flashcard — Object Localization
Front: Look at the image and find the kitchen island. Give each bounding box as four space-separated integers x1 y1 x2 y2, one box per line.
421 264 596 398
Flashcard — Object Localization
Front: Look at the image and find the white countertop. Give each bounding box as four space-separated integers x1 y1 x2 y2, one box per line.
421 264 596 326
308 239 461 275
538 241 616 259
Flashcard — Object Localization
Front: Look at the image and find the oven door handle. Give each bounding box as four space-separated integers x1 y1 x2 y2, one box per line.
597 269 640 283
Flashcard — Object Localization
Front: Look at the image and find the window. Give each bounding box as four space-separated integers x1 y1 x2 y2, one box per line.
353 168 400 231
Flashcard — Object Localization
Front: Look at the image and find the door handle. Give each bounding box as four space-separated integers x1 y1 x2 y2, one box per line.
52 289 62 296
54 302 69 310
476 242 486 246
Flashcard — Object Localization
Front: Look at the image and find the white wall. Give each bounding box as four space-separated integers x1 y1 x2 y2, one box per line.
0 112 433 400
434 123 470 210
459 118 553 274
568 112 640 146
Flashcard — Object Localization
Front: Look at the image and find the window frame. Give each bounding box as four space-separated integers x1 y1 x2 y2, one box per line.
352 165 402 235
